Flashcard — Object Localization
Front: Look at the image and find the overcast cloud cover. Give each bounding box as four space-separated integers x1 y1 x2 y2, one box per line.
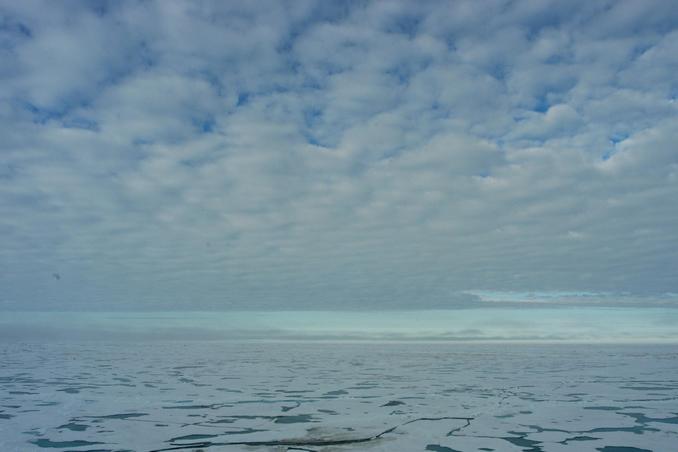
1 0 677 311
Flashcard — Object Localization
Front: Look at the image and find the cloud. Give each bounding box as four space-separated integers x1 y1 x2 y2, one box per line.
0 0 677 310
2 310 678 342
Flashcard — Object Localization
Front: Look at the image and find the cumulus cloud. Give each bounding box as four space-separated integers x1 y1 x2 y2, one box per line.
0 0 677 310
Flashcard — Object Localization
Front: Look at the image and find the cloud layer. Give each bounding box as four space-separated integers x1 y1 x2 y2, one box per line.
1 0 677 309
3 309 678 342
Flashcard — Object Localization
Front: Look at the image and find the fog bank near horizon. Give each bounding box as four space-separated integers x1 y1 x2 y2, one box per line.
3 308 678 343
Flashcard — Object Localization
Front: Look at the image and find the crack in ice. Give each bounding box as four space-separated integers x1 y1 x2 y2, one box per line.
147 416 475 451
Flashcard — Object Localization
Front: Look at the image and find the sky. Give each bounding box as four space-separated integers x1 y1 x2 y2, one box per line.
1 0 677 311
3 309 678 342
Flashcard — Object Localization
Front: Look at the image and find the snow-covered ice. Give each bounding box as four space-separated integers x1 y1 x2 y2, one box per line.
1 342 677 451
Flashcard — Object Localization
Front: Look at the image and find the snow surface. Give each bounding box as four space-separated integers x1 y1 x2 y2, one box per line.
1 342 677 451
